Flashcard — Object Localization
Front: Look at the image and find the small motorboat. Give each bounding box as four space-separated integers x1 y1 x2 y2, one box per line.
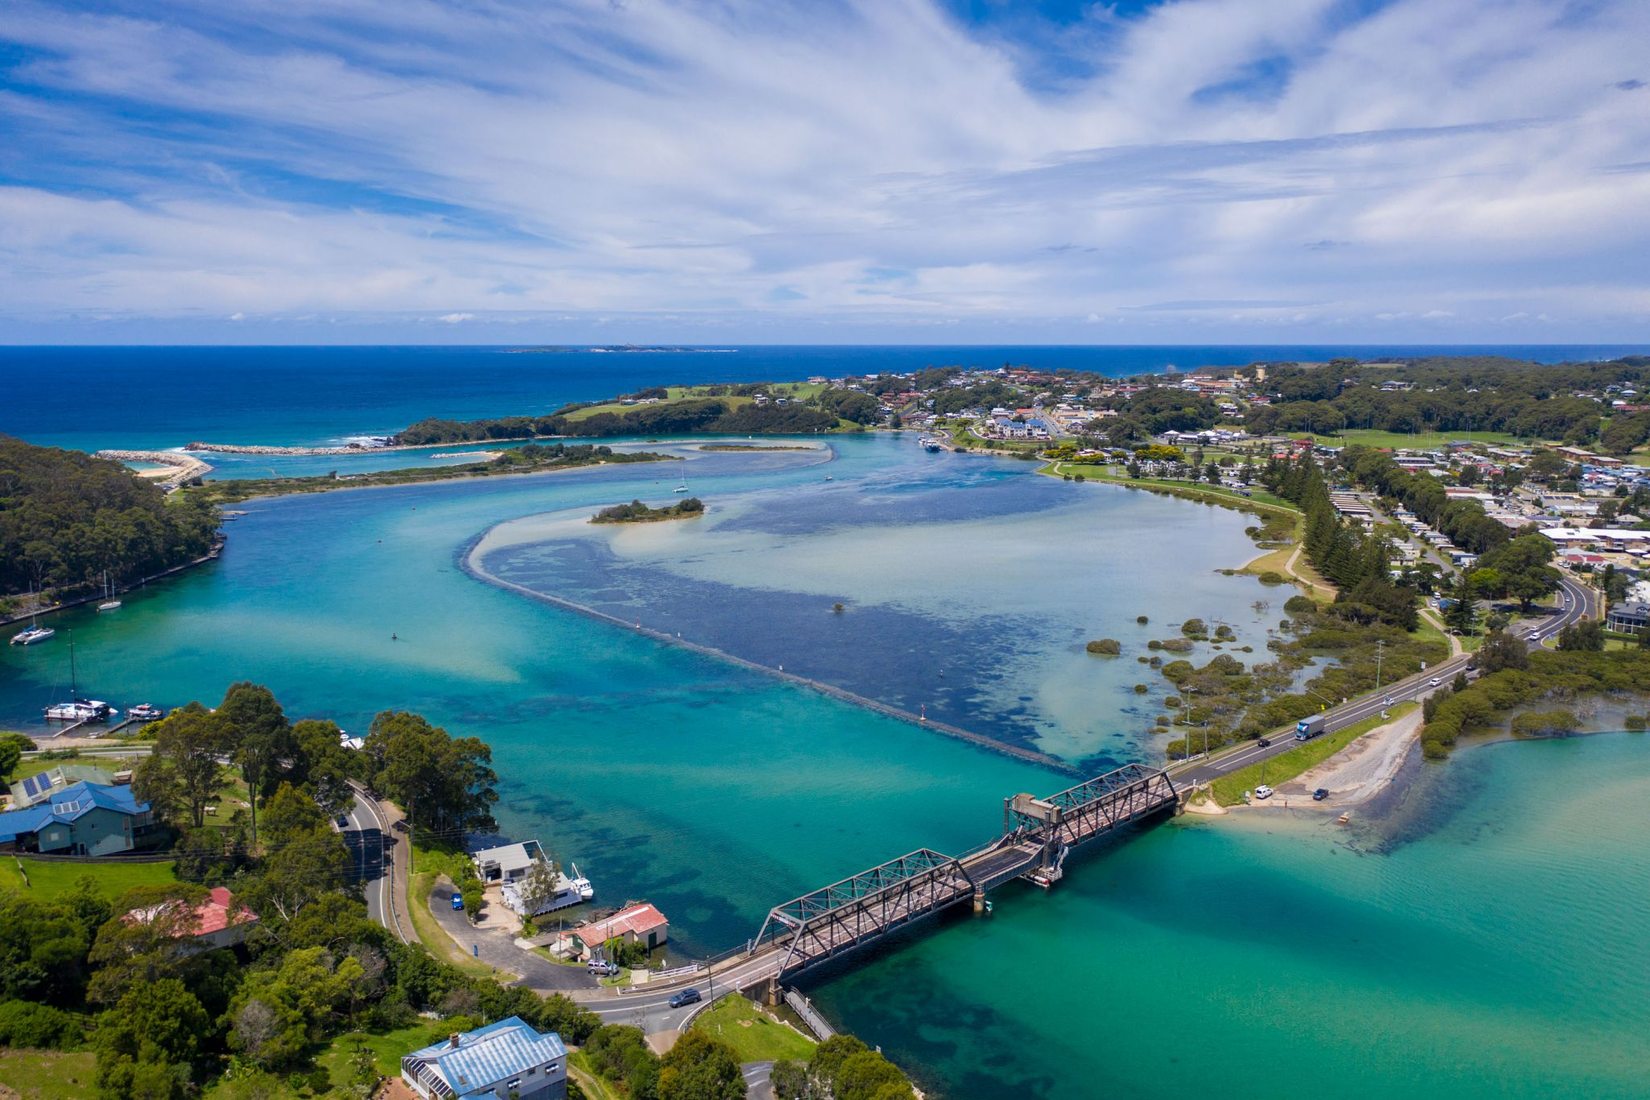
128 703 166 722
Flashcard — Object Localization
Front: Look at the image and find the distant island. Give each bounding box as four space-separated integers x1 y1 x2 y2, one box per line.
591 497 706 524
504 345 738 354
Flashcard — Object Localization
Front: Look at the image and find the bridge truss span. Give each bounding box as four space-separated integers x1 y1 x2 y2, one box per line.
1003 762 1178 883
752 848 976 977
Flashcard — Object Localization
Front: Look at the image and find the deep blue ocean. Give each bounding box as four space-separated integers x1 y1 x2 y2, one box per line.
2 343 1644 453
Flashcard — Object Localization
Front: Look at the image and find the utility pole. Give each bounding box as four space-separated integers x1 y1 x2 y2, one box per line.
1374 639 1385 696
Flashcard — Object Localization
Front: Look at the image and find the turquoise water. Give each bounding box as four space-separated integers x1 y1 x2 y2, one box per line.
3 430 1647 1097
812 734 1650 1099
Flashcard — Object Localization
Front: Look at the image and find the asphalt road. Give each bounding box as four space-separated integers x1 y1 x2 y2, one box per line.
343 791 393 932
1176 573 1594 788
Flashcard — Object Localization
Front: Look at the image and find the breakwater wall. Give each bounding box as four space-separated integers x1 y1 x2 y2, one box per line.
461 547 1074 775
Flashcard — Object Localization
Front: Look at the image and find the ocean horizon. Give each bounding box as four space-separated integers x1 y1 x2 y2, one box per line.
4 342 1646 455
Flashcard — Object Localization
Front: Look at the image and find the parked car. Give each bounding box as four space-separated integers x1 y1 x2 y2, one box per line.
1312 788 1329 802
1254 784 1274 800
668 988 702 1008
450 893 464 911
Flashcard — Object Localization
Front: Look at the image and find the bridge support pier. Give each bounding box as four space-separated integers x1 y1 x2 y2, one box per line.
972 887 987 913
761 976 781 1007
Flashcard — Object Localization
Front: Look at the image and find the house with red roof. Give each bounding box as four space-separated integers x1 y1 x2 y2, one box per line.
125 886 259 950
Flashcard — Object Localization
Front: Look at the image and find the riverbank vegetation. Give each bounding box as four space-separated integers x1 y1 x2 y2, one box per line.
0 435 220 604
184 443 670 505
592 497 706 524
1420 646 1650 758
769 1035 915 1100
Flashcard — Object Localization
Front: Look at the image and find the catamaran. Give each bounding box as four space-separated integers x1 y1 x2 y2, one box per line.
42 632 117 724
11 625 55 646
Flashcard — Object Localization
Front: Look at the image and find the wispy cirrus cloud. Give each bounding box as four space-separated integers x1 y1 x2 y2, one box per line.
0 0 1647 343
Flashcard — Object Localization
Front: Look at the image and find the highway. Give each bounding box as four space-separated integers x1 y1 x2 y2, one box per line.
1175 571 1595 788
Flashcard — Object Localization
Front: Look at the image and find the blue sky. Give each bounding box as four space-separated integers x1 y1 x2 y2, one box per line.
1 0 1647 344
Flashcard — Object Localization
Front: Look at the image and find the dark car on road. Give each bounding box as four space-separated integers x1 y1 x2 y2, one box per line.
668 988 702 1008
1312 788 1329 802
1256 737 1271 748
335 814 350 829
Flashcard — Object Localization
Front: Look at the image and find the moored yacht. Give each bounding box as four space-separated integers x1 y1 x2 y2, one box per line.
44 699 116 722
11 625 55 646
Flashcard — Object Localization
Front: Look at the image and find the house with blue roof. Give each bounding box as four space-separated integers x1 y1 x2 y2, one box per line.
0 780 154 857
401 1016 567 1100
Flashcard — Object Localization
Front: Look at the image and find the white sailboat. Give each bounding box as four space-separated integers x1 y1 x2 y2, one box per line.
98 571 122 612
673 473 690 493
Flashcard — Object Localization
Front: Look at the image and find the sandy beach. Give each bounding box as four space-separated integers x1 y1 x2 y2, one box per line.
1199 707 1424 817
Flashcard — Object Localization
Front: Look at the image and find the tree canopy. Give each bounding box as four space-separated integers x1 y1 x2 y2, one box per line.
0 435 219 598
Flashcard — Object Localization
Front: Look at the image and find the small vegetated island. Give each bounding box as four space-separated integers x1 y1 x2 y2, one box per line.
591 497 706 524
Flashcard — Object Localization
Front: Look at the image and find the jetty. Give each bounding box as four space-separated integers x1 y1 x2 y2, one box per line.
95 449 214 489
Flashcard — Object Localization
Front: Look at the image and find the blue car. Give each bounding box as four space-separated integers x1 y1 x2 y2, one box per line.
451 892 465 911
668 988 702 1008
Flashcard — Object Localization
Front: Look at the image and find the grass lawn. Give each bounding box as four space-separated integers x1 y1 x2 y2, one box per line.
568 1051 625 1100
563 392 755 422
1301 429 1531 450
690 996 816 1064
1207 703 1418 807
316 1021 454 1082
7 754 127 783
1 855 177 899
1050 462 1297 511
0 1050 98 1100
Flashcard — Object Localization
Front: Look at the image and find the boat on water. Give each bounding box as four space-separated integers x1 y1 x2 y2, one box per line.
11 625 55 646
919 437 943 452
127 703 166 722
98 571 121 612
44 700 115 723
42 632 117 724
673 477 690 493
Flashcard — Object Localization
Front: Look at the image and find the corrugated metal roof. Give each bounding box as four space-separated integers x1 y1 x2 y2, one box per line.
406 1016 565 1093
0 781 148 842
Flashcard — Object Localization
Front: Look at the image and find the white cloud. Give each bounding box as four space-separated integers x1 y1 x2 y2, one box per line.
0 0 1646 341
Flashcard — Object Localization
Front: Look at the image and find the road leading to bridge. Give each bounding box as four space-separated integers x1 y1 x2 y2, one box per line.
1175 572 1595 788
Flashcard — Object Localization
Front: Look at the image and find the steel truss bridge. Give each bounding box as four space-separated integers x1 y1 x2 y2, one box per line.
743 763 1177 983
